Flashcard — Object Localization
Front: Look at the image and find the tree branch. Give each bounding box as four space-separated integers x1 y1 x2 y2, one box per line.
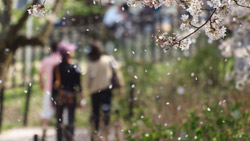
2 0 12 33
10 0 39 36
189 22 199 28
10 0 63 48
14 36 44 49
169 8 216 49
39 0 63 42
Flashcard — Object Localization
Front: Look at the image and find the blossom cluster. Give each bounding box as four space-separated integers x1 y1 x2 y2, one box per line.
180 15 190 31
204 21 227 40
127 0 174 8
186 0 203 24
154 33 190 50
27 4 50 17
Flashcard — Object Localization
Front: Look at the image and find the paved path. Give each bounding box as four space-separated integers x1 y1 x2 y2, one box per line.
0 126 122 141
0 127 90 141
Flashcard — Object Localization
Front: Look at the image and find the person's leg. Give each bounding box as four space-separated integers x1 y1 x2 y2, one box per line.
102 89 112 127
56 105 64 141
65 105 76 141
91 93 100 131
41 119 49 141
101 89 112 141
41 91 54 141
42 119 49 129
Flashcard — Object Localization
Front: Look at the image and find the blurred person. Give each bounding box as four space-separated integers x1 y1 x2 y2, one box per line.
86 41 124 140
39 42 61 141
102 3 131 54
138 7 155 34
52 42 83 141
103 3 129 31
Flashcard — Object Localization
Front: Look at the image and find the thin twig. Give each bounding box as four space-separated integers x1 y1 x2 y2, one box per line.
201 8 214 11
189 22 199 28
234 0 250 9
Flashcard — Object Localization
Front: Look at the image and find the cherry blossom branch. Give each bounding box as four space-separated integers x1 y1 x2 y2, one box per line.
173 8 217 47
10 0 39 36
233 0 250 9
189 22 199 28
12 0 63 49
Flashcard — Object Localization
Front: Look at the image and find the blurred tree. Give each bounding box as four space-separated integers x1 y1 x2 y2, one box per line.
60 0 103 26
0 0 63 89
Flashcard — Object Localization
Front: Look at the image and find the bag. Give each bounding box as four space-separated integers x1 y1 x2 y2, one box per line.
56 89 76 106
110 61 121 89
54 66 76 106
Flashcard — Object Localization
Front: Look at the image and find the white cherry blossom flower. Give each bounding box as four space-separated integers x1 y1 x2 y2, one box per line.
180 15 190 30
205 24 226 40
127 0 144 7
179 39 191 50
181 15 189 22
187 0 203 23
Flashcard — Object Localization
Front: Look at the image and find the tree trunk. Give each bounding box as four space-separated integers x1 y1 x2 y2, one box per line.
0 0 63 89
0 44 15 90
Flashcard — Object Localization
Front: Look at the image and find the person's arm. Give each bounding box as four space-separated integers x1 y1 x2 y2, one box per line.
39 72 44 90
111 56 125 95
75 65 83 93
51 67 57 107
39 60 45 90
116 64 125 96
74 65 86 107
86 63 93 90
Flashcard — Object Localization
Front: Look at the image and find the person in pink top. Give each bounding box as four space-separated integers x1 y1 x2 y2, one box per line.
39 42 61 140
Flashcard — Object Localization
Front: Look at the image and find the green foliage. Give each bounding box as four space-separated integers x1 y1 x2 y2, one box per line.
182 103 249 140
63 0 103 16
176 44 234 87
124 101 250 140
121 59 170 94
124 115 176 140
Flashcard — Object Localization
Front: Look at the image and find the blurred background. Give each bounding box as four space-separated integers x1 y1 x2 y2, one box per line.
0 0 250 140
